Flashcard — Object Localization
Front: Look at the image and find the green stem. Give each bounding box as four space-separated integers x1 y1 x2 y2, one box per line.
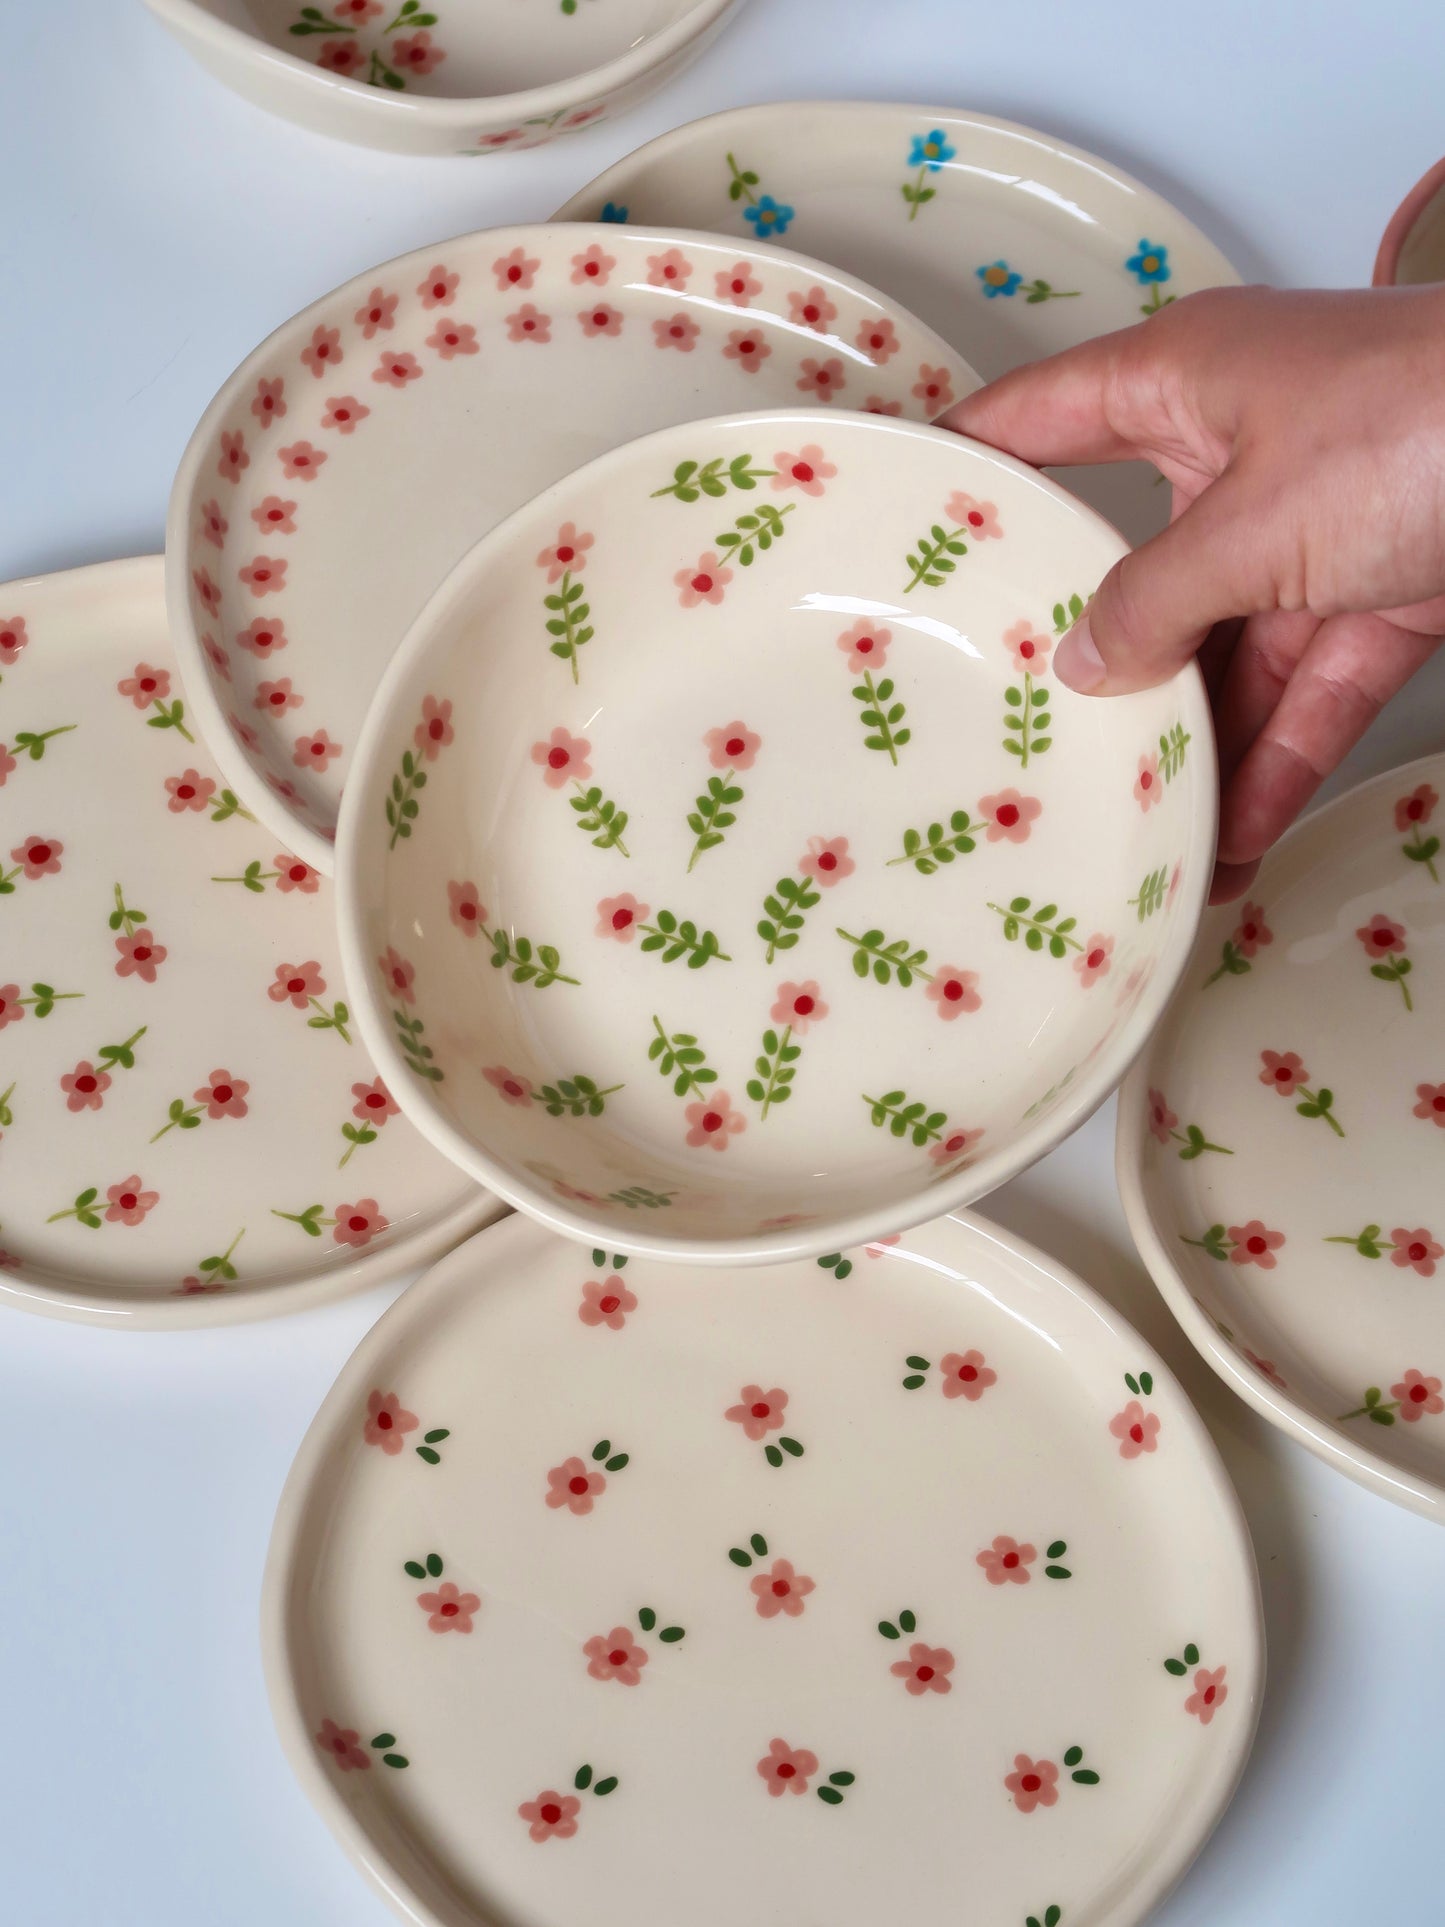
637 920 730 963
152 697 194 743
113 883 144 939
836 926 932 981
687 768 735 873
757 1026 792 1120
1404 828 1440 882
859 671 899 765
861 1092 944 1143
0 1080 14 1127
1339 1397 1399 1421
310 996 352 1043
1170 1127 1232 1157
1298 1084 1345 1137
903 523 968 593
0 863 19 889
985 902 1083 951
151 1102 204 1143
725 151 759 207
650 1016 713 1099
906 162 927 221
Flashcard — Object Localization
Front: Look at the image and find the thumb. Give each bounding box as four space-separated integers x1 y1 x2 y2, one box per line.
1057 472 1277 694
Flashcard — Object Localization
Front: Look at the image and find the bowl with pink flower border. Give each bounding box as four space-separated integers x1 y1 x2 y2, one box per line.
337 409 1216 1262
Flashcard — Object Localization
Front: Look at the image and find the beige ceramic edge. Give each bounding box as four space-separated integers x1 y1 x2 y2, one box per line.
261 1207 1265 1927
143 0 746 157
1116 754 1445 1523
1372 155 1445 287
335 408 1218 1266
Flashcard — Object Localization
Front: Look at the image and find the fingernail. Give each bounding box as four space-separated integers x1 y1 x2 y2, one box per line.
1056 615 1105 692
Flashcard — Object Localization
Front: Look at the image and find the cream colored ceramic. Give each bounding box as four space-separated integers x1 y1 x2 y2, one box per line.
0 557 500 1327
1373 156 1445 286
143 0 746 157
555 102 1243 546
1119 755 1445 1521
265 1208 1262 1927
168 224 979 873
336 408 1216 1263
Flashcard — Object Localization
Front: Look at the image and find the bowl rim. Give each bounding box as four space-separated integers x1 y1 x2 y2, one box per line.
336 405 1219 1265
143 0 743 130
1115 749 1445 1524
1372 154 1445 287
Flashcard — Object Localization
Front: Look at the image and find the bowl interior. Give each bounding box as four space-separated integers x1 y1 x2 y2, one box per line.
346 412 1212 1251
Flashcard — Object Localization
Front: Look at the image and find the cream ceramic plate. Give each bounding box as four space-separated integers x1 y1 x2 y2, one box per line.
338 409 1215 1263
0 558 499 1327
265 1209 1261 1927
168 223 978 871
1119 755 1445 1521
555 102 1242 545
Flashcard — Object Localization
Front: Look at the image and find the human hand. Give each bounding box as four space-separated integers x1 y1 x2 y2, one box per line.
938 286 1445 900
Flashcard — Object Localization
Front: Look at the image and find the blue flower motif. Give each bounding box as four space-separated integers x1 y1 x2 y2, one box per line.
976 261 1023 299
1126 239 1171 284
743 194 794 240
599 201 629 224
908 129 956 172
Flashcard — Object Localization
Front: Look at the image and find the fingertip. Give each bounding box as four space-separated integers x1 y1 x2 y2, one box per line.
1055 616 1106 693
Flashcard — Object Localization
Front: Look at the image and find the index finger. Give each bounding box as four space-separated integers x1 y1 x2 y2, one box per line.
935 326 1146 468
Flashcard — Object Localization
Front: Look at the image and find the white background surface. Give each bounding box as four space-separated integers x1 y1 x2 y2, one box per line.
4 2 1445 1922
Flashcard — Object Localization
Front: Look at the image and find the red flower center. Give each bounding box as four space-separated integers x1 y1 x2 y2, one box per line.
1021 1773 1040 1793
776 1763 795 1780
791 461 815 484
521 321 536 335
213 1083 233 1103
333 403 349 418
1129 1422 1144 1443
592 310 608 327
1140 770 1154 790
662 265 677 280
732 278 747 294
916 1664 935 1680
119 1192 137 1210
868 331 884 349
692 573 713 593
1410 1382 1429 1403
376 1410 393 1429
771 1579 790 1597
1086 948 1105 969
802 303 820 323
369 306 383 323
287 864 308 883
1374 927 1393 946
1407 798 1424 820
428 717 445 741
943 978 965 1001
944 1134 967 1154
750 1400 771 1418
454 899 477 922
76 1075 97 1093
966 509 984 527
855 635 874 655
548 746 570 769
598 1294 620 1314
725 736 746 757
433 281 448 298
568 1475 590 1494
176 782 197 799
134 946 152 963
540 1803 562 1824
288 976 306 993
669 324 685 339
816 370 834 388
609 908 634 932
1002 1551 1019 1568
261 396 275 415
27 843 50 862
390 969 406 991
0 631 14 648
701 1111 723 1133
1434 1096 1445 1113
440 1601 459 1616
1019 639 1036 662
1410 1241 1428 1262
995 802 1019 827
1273 1067 1291 1084
793 994 815 1016
364 1092 387 1111
608 1648 628 1665
140 678 156 694
1203 1684 1216 1703
347 1214 368 1232
738 338 757 354
958 1363 977 1382
556 545 575 563
503 1079 524 1098
1247 1235 1267 1255
1241 921 1257 940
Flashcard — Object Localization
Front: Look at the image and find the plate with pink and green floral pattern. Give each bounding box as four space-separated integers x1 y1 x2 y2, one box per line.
0 557 500 1327
263 1207 1261 1927
1119 754 1445 1522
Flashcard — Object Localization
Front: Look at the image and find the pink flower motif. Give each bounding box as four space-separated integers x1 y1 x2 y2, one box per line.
1229 1220 1285 1268
317 39 365 73
105 1176 158 1226
836 616 890 671
1168 861 1183 904
418 1580 480 1633
0 985 23 1030
536 524 594 584
1134 753 1163 811
799 834 854 885
1391 1229 1443 1277
770 980 827 1032
1395 783 1438 831
115 930 166 982
417 263 459 307
726 1386 788 1440
1357 913 1406 958
315 1719 369 1772
976 1536 1036 1585
377 948 415 1006
553 1179 608 1207
267 774 301 805
1147 1088 1179 1144
865 396 903 415
478 129 524 148
229 713 261 751
570 244 615 287
940 1350 996 1399
411 693 453 761
579 1276 637 1329
275 854 320 893
236 616 288 658
256 678 302 717
1259 1049 1306 1096
855 315 900 362
1185 1665 1229 1724
9 834 60 879
928 967 982 1019
796 355 845 400
118 662 169 708
751 1558 816 1619
716 261 762 305
546 1456 605 1514
646 247 692 290
1394 1369 1445 1421
914 365 956 411
239 555 286 597
202 634 232 681
519 1791 580 1841
270 960 325 1008
426 318 478 359
302 327 343 378
355 287 398 338
192 567 221 616
1414 1082 1445 1128
196 1069 249 1119
484 1066 533 1107
1002 617 1050 673
978 789 1041 843
173 1276 224 1297
1005 1755 1058 1813
199 498 228 548
351 1077 399 1125
866 1235 902 1256
928 1125 984 1166
364 1389 417 1452
703 720 761 770
278 439 327 482
250 376 286 429
164 769 216 812
321 393 367 433
1073 936 1114 989
595 892 649 941
372 351 423 388
506 304 551 344
61 1060 111 1113
675 553 732 607
0 617 28 665
334 1199 387 1249
217 430 248 483
583 1627 648 1683
722 327 771 372
1110 1399 1161 1457
446 879 486 935
1242 1349 1287 1390
493 246 540 291
293 729 341 773
0 745 15 788
891 1641 955 1694
773 444 836 496
684 1091 746 1151
332 0 382 21
788 285 838 332
531 725 590 787
1232 901 1272 957
578 301 623 337
757 1739 818 1797
251 496 298 537
947 492 1002 540
653 311 700 352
